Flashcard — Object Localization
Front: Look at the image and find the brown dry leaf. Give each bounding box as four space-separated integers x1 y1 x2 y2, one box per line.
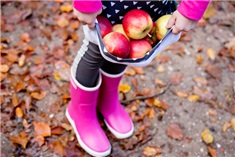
20 33 31 43
118 83 131 93
143 146 161 156
193 77 208 85
187 94 200 103
207 146 217 157
155 78 166 87
9 131 30 148
222 122 232 132
174 89 188 98
132 66 145 75
51 141 65 156
6 53 18 63
33 122 51 137
166 123 184 140
208 110 217 116
51 126 64 135
12 93 19 107
69 21 80 30
0 73 6 82
30 91 46 100
206 64 222 79
231 118 235 131
0 64 10 73
148 108 155 118
61 123 73 131
60 4 73 12
201 129 213 144
32 135 45 147
18 54 26 67
206 48 216 61
15 107 23 118
169 73 184 86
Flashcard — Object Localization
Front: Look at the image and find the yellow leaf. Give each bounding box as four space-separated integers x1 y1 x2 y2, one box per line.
157 65 164 72
195 55 204 65
222 122 232 132
206 48 216 61
201 129 213 144
15 107 23 118
118 83 131 93
143 146 157 156
188 94 200 103
231 118 235 131
203 4 217 19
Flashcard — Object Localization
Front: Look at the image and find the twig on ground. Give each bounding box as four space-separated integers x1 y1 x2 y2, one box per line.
121 83 171 104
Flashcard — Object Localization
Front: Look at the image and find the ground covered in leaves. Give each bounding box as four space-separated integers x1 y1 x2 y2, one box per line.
1 1 235 157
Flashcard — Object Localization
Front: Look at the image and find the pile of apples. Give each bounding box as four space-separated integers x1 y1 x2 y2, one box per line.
98 9 171 59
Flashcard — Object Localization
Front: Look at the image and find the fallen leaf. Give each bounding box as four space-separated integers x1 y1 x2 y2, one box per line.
222 122 232 132
125 66 136 76
148 108 155 118
154 99 170 110
53 60 70 81
33 122 51 137
207 146 217 157
51 141 65 156
169 74 184 86
166 123 184 140
206 64 222 79
51 126 64 135
61 123 73 131
15 107 23 118
57 17 69 28
30 91 46 100
201 129 213 144
203 4 217 19
20 33 31 42
187 94 200 103
195 55 204 65
60 4 73 12
174 89 188 98
132 66 145 74
9 131 30 148
32 135 45 147
118 83 131 93
157 65 165 72
143 146 162 156
0 64 10 73
231 118 235 131
193 77 208 85
12 93 19 107
206 48 216 61
18 54 26 67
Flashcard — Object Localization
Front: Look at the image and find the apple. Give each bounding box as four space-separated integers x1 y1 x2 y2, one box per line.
129 39 152 58
112 24 130 41
103 32 130 58
97 15 112 38
122 9 153 40
144 21 158 46
155 14 172 40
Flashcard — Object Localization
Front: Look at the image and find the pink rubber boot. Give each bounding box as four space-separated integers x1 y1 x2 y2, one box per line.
66 72 111 156
98 70 134 139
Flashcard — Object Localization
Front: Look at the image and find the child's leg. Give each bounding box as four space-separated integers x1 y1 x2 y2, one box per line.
98 61 134 139
67 35 111 156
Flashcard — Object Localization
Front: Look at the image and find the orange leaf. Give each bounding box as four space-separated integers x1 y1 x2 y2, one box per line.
153 99 170 110
20 33 31 42
57 17 69 28
33 122 51 137
231 118 235 131
0 64 10 73
9 131 30 148
174 89 188 98
60 4 73 12
15 107 23 118
143 146 157 156
148 108 155 118
51 141 65 156
18 54 26 67
195 55 204 65
207 146 217 157
32 135 45 147
125 66 136 76
222 122 232 132
187 94 200 103
131 66 145 74
12 93 19 107
30 91 46 100
193 77 208 85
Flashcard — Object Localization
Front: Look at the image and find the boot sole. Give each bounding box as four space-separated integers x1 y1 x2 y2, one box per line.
65 108 111 157
104 120 134 139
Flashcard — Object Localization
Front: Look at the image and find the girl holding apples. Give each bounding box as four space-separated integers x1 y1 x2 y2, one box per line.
67 0 210 156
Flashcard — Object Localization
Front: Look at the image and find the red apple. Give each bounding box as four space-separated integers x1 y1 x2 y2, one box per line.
112 24 130 41
97 15 112 38
103 32 130 58
129 39 152 58
122 9 153 40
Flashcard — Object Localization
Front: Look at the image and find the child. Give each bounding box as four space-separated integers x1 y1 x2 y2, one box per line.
67 0 210 156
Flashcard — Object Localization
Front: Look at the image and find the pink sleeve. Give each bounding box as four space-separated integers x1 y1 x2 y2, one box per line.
177 0 210 21
73 0 102 13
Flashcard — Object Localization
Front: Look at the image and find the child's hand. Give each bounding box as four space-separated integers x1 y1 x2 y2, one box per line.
73 8 102 29
166 10 198 34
